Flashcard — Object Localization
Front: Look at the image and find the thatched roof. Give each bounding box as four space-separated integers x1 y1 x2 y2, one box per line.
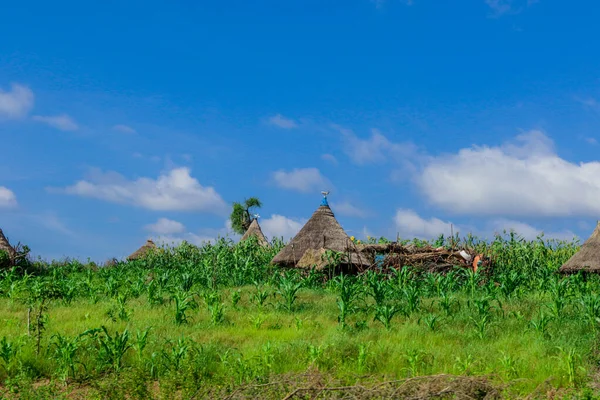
271 203 371 268
127 239 157 261
0 229 16 262
240 218 269 247
560 222 600 273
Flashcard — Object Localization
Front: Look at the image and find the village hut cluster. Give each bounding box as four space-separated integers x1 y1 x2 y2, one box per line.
0 194 595 274
92 193 489 273
120 195 600 275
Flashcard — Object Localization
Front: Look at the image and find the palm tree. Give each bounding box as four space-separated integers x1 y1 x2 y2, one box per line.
230 197 262 235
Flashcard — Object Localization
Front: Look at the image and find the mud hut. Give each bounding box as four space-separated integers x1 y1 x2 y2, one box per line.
240 218 269 247
560 221 600 273
0 229 16 265
271 196 371 272
127 239 157 261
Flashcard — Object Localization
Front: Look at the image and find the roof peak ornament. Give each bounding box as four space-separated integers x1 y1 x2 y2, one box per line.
320 190 330 206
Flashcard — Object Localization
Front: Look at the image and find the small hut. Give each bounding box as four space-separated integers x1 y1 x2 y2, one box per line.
0 229 16 265
240 218 269 247
560 222 600 273
271 194 371 272
128 239 157 261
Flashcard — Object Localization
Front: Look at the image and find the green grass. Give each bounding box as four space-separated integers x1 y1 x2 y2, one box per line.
0 233 598 399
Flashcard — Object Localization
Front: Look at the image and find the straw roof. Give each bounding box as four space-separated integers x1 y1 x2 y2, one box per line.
271 203 371 269
127 239 157 261
0 229 16 263
240 218 269 247
560 221 600 273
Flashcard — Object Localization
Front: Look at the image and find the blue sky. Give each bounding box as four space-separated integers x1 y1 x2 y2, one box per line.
2 0 600 261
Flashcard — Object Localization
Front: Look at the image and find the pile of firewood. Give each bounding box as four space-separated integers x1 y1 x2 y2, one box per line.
358 243 490 273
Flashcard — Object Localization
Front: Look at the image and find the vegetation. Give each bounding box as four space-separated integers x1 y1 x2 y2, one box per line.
229 197 262 235
1 232 600 399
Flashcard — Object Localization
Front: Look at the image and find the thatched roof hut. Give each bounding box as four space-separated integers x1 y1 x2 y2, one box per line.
271 198 371 270
0 229 16 264
127 239 157 261
240 218 269 247
560 222 600 273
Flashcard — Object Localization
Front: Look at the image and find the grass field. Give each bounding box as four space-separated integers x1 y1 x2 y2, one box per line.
0 233 599 399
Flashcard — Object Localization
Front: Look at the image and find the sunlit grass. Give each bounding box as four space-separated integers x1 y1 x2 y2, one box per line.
0 233 596 398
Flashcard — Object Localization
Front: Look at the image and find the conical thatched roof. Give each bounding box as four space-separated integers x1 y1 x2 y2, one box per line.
241 218 269 247
128 239 157 261
0 229 16 263
271 202 371 269
560 222 600 273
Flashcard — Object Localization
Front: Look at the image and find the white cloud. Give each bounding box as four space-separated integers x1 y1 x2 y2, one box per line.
56 167 227 213
0 186 17 208
394 209 455 240
485 0 512 16
372 0 413 8
153 215 305 245
487 218 576 241
334 125 417 165
418 130 600 217
485 0 536 17
272 167 331 193
393 209 574 242
331 201 367 218
267 114 298 129
0 83 34 119
113 124 137 134
575 96 600 111
152 220 237 246
145 218 186 235
30 212 74 236
321 154 338 165
33 114 78 131
261 214 305 241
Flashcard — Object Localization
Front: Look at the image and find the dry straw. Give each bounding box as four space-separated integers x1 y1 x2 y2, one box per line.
240 218 269 247
560 221 600 273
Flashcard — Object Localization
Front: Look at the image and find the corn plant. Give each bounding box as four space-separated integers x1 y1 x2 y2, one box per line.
529 312 553 339
554 347 585 387
357 343 370 373
547 277 571 320
172 290 198 325
470 314 491 339
133 327 152 363
0 336 18 375
231 289 241 309
438 291 460 317
307 344 325 367
334 274 362 328
454 354 476 375
499 352 520 379
401 284 421 315
161 337 189 373
276 271 303 312
403 349 434 377
462 269 482 299
208 302 225 325
374 304 400 330
106 293 130 322
421 313 441 332
86 326 132 373
365 270 391 307
49 333 85 382
146 280 163 306
251 284 270 308
579 293 600 329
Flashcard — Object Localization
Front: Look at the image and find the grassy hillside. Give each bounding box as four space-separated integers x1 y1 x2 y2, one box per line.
1 233 598 399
